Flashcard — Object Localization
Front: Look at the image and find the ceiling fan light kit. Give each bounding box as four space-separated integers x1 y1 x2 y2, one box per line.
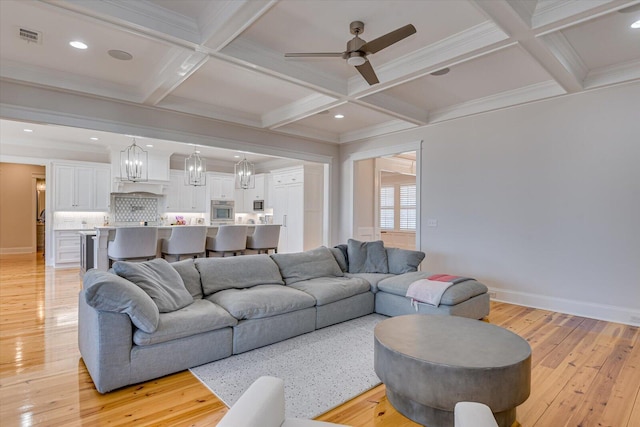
285 21 416 85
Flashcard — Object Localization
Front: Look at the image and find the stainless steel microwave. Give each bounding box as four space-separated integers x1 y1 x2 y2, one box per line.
253 199 264 212
211 200 234 221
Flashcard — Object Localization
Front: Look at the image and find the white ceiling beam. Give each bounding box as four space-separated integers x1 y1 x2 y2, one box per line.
199 0 278 51
584 59 640 89
354 93 428 126
262 95 343 129
473 0 584 93
531 0 638 33
141 49 209 106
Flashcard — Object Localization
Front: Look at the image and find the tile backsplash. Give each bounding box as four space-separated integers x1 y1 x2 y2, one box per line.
113 195 159 223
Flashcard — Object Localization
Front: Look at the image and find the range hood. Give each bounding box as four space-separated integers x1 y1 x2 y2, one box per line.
112 179 169 195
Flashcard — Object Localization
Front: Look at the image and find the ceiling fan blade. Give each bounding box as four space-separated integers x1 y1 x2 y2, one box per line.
355 60 379 85
285 52 344 58
361 24 416 54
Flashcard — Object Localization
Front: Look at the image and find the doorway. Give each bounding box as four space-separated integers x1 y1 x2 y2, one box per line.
353 151 417 250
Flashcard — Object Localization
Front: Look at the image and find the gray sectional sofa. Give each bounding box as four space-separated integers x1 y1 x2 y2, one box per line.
79 240 489 393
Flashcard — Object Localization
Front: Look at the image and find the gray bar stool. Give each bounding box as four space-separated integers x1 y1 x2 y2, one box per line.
107 226 158 267
246 224 281 254
160 226 208 261
206 225 248 257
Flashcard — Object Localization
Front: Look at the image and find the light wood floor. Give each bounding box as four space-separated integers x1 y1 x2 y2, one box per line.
1 253 638 427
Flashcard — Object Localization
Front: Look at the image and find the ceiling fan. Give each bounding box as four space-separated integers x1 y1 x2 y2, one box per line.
284 21 416 85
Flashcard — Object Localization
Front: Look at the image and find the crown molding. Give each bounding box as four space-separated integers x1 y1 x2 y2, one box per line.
584 59 640 89
263 95 342 129
157 95 263 128
356 93 428 126
429 80 565 123
272 123 340 144
47 0 201 45
506 0 536 27
339 120 416 144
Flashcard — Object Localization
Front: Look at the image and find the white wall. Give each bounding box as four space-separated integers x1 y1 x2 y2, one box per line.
341 81 640 325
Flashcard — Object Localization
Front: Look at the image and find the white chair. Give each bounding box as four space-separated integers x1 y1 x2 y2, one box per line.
206 225 248 257
246 224 281 254
217 376 350 427
454 402 499 427
107 227 158 267
160 226 207 261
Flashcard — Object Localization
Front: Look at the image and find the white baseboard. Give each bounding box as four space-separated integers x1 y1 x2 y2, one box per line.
0 246 35 255
488 287 640 327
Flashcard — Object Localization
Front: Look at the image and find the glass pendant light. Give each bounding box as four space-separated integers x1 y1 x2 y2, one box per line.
185 146 206 186
120 138 148 182
235 156 255 189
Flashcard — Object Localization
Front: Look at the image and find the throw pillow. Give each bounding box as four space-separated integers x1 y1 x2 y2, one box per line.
329 247 348 272
347 239 389 274
195 254 284 296
171 258 203 299
83 269 159 333
113 258 194 313
386 247 426 274
271 246 344 285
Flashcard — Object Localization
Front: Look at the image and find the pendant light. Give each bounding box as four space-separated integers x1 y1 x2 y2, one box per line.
185 146 206 186
120 138 148 182
235 156 255 189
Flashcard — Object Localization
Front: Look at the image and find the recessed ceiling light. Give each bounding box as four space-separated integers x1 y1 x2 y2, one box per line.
23 128 33 132
108 49 133 61
334 114 345 119
90 137 99 141
69 41 88 50
145 144 154 148
234 155 240 158
631 20 640 29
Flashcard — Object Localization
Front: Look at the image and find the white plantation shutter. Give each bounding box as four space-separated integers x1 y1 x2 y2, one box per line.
380 186 394 229
399 184 416 230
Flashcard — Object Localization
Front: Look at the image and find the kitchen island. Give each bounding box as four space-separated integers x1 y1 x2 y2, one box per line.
93 225 256 271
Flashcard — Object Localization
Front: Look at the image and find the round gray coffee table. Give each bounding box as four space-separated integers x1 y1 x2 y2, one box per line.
374 314 531 427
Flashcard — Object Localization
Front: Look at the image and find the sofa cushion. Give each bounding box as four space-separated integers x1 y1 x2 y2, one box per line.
386 248 425 274
288 276 371 306
113 258 193 313
133 299 237 346
83 269 159 333
171 258 203 299
345 273 396 293
377 272 488 305
196 255 284 296
332 245 349 271
347 239 389 274
206 285 316 320
271 246 344 285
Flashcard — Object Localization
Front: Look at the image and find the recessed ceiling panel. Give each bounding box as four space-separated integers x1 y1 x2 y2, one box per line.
277 102 407 137
378 45 553 112
561 10 640 70
0 1 175 88
166 58 320 117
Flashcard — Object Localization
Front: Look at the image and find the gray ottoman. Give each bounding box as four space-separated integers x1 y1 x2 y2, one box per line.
374 314 531 427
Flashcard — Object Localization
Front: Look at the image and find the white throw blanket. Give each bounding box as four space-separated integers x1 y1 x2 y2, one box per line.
406 278 455 308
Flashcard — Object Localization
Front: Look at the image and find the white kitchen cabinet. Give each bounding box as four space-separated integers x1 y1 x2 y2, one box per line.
236 173 266 213
166 170 206 212
54 230 81 267
272 165 323 253
209 173 235 200
53 163 110 211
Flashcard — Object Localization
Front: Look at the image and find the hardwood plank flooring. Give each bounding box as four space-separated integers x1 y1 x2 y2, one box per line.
1 253 638 426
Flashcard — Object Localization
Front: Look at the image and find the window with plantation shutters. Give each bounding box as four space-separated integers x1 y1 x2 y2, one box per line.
380 186 394 229
399 184 416 230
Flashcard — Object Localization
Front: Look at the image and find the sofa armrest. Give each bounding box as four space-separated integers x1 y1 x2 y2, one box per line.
78 290 133 393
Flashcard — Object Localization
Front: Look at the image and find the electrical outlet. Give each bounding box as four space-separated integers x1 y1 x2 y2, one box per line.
427 219 438 227
488 291 497 299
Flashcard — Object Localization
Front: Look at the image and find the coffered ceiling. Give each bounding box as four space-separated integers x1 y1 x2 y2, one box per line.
1 0 639 147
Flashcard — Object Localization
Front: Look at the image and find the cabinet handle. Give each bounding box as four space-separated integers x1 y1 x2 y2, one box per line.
283 215 287 227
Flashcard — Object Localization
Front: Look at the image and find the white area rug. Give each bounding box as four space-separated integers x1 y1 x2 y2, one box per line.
190 314 386 419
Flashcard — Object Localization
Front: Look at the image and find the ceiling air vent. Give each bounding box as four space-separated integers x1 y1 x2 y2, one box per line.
19 28 42 44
